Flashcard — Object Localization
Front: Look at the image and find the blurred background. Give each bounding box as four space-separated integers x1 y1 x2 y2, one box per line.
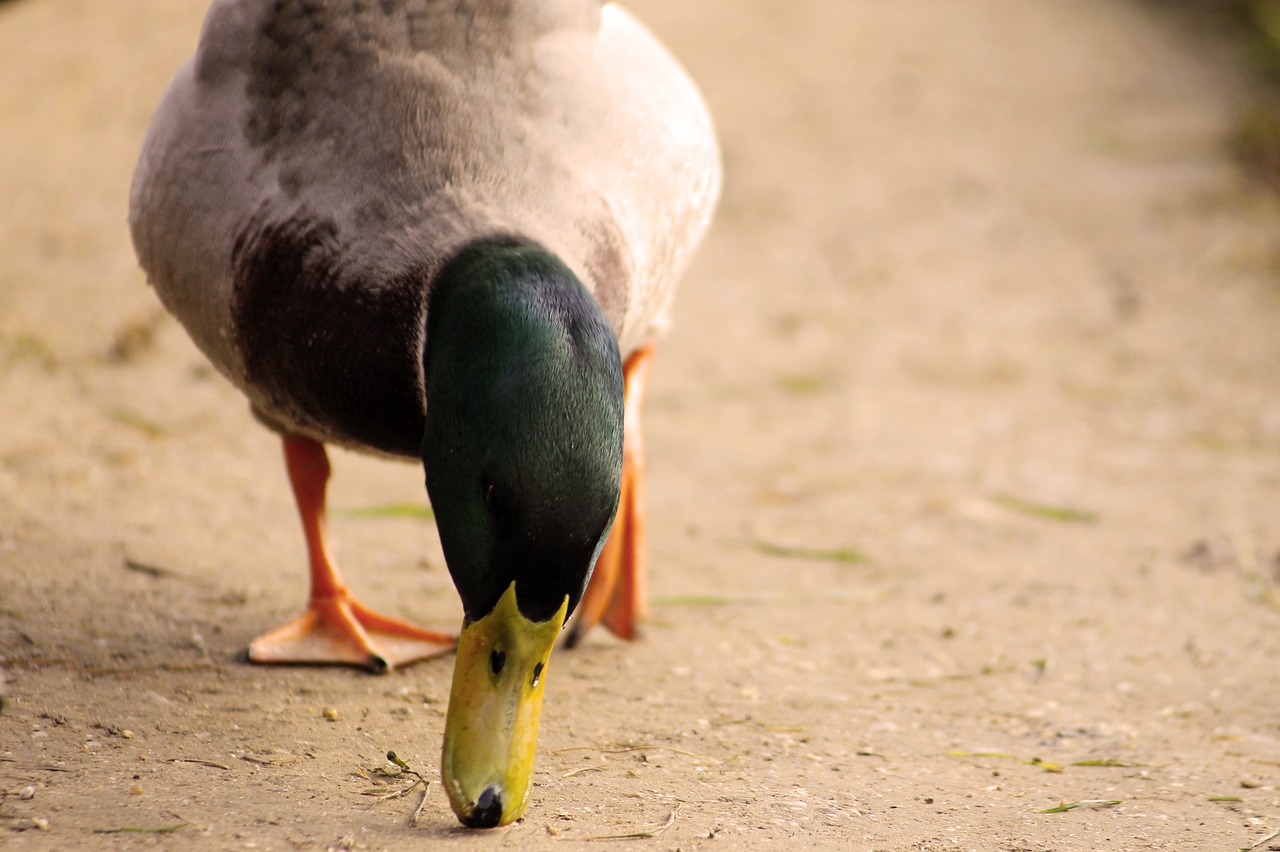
1 1 1278 848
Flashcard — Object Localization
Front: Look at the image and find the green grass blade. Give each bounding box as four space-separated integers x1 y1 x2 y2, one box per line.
1038 799 1122 813
750 540 868 564
337 503 434 520
991 494 1098 524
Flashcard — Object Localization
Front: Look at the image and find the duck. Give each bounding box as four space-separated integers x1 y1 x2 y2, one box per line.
128 0 719 830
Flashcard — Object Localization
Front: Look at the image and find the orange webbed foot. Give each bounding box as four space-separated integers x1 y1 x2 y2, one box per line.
248 593 454 672
250 435 453 672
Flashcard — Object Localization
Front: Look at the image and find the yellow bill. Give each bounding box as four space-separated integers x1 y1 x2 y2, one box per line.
441 581 567 827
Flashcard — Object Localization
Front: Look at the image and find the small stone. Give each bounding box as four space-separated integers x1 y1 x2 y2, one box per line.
121 729 135 739
322 707 339 721
32 817 50 831
18 785 36 800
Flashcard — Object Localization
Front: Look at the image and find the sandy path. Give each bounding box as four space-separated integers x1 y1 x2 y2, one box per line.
2 1 1279 849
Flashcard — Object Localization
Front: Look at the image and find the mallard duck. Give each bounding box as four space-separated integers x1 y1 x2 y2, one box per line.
129 0 719 830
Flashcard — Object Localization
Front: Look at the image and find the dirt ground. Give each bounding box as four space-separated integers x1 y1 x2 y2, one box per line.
3 1 1280 849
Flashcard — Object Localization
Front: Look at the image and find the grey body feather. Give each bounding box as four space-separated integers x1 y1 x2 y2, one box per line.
130 0 720 455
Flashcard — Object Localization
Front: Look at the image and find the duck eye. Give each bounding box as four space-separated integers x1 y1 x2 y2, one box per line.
531 661 544 688
489 649 506 677
483 480 500 514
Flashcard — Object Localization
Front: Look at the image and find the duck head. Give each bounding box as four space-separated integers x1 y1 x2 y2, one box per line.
422 238 623 827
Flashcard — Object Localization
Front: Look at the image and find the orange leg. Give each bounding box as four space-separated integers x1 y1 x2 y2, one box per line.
247 435 454 672
565 344 654 647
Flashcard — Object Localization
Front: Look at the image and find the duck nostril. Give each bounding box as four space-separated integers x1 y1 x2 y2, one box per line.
462 784 504 828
